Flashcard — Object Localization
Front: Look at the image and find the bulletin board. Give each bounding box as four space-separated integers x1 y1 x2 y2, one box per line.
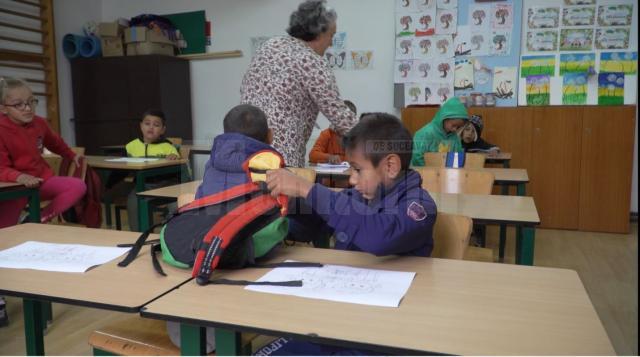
518 0 638 106
394 0 522 107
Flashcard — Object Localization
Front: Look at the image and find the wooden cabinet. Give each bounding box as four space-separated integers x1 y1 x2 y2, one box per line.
401 105 636 233
70 55 192 154
579 107 635 233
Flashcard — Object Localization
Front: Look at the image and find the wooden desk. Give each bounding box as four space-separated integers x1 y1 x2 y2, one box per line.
141 246 614 356
0 224 192 355
138 180 202 199
0 182 40 223
86 156 190 231
484 151 511 167
433 192 539 265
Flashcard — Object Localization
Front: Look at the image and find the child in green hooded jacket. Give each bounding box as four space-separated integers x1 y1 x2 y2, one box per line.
410 97 469 166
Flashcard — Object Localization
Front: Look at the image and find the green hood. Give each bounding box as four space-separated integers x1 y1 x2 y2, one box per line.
411 97 469 166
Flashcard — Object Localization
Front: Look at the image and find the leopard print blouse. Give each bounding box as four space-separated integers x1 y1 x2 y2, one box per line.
240 35 357 167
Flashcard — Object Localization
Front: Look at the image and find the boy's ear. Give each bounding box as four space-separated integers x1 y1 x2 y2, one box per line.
384 154 402 180
267 128 273 145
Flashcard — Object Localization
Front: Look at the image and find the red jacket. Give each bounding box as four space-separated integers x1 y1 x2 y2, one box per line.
0 114 76 182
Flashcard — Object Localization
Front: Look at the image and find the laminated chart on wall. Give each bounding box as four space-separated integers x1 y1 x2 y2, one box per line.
395 0 520 108
519 0 637 106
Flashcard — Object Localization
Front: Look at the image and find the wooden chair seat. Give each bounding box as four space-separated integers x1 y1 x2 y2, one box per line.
463 246 494 262
89 316 258 355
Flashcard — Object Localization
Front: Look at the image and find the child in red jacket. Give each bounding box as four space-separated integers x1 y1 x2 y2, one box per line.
0 77 86 228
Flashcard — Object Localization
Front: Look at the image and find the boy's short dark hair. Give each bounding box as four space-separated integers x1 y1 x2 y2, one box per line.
141 109 167 125
223 104 269 143
343 100 356 114
342 113 413 170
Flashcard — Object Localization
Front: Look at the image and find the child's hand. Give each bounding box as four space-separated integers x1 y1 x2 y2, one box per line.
166 154 179 160
73 153 84 167
17 174 43 188
327 155 342 164
266 169 313 198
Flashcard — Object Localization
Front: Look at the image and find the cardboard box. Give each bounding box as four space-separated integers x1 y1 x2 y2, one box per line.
98 21 125 37
101 37 124 57
124 26 174 45
126 42 174 56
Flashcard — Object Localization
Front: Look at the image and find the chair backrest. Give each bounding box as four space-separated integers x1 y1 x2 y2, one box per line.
417 167 495 195
287 167 317 183
166 137 183 145
431 212 473 259
423 152 486 168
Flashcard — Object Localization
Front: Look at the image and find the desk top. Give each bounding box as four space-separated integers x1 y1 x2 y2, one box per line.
432 192 540 225
310 166 529 183
0 182 23 190
138 180 202 198
86 156 188 170
0 224 191 312
141 245 613 355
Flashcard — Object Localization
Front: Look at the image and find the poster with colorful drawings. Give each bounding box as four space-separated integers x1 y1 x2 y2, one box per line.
526 31 558 51
521 55 556 77
562 73 588 104
598 72 624 105
559 53 595 75
396 37 415 60
491 4 513 29
526 75 550 105
325 49 347 70
437 0 456 10
350 50 374 70
599 52 637 74
492 67 517 100
490 31 511 56
562 6 596 26
415 9 436 36
395 60 415 83
453 25 472 56
527 7 560 29
433 58 455 82
597 4 633 26
411 59 436 81
431 35 454 58
396 12 417 37
595 28 630 50
413 37 436 59
435 8 457 35
559 28 593 51
469 4 491 31
453 59 474 90
331 32 347 49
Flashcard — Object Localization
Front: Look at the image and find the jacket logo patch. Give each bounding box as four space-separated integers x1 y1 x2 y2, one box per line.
407 201 427 221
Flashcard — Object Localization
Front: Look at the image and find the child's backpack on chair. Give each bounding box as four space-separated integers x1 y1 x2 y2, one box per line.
118 150 321 286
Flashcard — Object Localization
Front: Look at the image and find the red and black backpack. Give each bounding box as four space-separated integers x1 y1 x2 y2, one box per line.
117 150 321 286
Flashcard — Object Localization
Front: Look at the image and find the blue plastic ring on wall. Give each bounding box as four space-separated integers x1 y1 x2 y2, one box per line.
79 35 102 58
62 33 83 59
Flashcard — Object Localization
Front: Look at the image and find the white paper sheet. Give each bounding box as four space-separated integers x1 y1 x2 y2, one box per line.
105 157 160 163
245 261 416 307
314 162 350 174
0 241 131 273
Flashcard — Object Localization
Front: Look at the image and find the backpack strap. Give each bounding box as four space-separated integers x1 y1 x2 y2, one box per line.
178 181 261 213
192 194 282 285
150 243 167 276
117 222 165 267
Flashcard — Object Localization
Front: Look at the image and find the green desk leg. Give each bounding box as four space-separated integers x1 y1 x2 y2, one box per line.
135 165 186 232
515 226 535 266
180 323 207 356
214 328 242 356
27 189 41 223
23 299 45 356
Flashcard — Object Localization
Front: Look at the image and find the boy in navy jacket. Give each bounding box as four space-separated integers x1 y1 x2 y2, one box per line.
267 112 436 257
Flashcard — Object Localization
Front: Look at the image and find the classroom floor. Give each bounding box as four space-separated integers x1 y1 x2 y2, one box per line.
0 222 637 355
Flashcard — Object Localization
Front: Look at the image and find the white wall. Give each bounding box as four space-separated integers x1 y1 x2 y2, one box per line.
54 0 637 211
53 0 102 145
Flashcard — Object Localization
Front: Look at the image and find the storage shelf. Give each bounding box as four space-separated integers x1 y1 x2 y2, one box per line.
177 50 242 60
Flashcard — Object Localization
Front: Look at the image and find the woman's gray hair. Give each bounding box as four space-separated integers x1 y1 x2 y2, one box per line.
287 0 337 41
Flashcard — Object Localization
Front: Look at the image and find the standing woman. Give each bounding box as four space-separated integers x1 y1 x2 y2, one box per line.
240 0 357 167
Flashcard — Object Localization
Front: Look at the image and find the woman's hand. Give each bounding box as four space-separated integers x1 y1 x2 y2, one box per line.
166 154 179 160
266 169 313 198
16 174 43 188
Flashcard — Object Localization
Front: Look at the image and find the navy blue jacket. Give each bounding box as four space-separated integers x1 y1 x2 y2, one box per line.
195 133 275 198
303 169 436 257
